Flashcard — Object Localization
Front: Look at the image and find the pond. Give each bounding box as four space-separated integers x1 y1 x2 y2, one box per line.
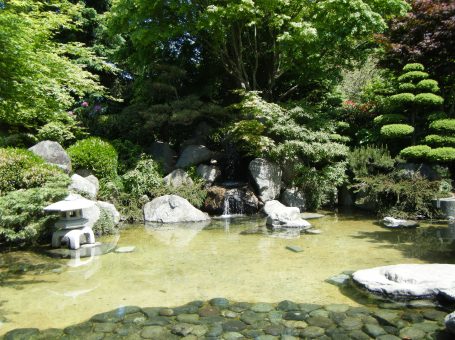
1 212 455 335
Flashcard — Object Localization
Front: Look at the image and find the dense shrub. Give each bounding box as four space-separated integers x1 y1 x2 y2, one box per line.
414 93 444 106
352 171 448 218
0 180 69 246
0 133 38 148
398 83 416 92
427 147 455 163
121 158 163 197
399 145 431 161
348 145 394 178
397 71 428 83
67 137 118 178
149 181 208 208
429 119 455 134
0 148 69 195
373 114 406 126
427 112 447 122
389 93 415 105
92 209 117 236
403 63 425 72
416 79 440 93
423 135 455 147
380 124 414 138
37 122 76 146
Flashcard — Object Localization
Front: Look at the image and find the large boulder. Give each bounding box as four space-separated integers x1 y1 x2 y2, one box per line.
249 158 282 202
175 145 213 169
382 217 419 228
148 141 176 174
281 188 306 212
144 195 210 223
163 169 193 187
28 140 71 173
264 200 311 230
445 312 455 335
352 264 455 300
69 174 98 199
197 164 221 185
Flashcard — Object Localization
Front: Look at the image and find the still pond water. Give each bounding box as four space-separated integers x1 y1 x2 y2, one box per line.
1 212 454 334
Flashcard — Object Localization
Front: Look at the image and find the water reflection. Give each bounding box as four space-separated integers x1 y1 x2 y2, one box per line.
144 220 210 247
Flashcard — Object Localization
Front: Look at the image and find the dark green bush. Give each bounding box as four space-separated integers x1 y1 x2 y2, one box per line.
380 124 414 138
111 139 143 174
0 133 38 148
389 93 415 105
429 119 455 134
37 122 76 146
397 71 429 83
0 181 68 246
0 148 69 195
373 114 406 126
399 145 431 161
423 135 455 147
348 145 394 178
414 93 444 106
121 157 163 197
149 181 208 208
67 137 118 178
398 83 416 92
427 147 455 163
416 79 440 93
403 63 425 72
427 112 447 122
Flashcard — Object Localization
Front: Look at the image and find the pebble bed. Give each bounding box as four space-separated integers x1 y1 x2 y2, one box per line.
2 298 453 340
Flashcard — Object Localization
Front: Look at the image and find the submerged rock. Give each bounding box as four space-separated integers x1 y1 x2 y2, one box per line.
249 158 282 202
352 264 455 300
29 140 72 173
143 195 210 223
382 217 419 228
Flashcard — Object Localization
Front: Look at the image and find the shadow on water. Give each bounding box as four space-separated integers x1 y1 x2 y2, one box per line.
351 224 455 263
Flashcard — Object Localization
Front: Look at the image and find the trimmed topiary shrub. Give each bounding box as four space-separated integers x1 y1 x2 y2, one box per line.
397 71 429 83
427 147 455 163
398 83 416 92
427 111 447 122
399 145 431 161
380 124 414 138
403 63 425 72
37 122 76 146
389 93 415 105
416 79 440 93
0 148 69 195
414 93 444 106
67 137 118 178
429 119 455 134
373 114 406 126
423 135 455 147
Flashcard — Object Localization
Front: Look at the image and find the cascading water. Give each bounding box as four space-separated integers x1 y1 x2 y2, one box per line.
220 188 245 218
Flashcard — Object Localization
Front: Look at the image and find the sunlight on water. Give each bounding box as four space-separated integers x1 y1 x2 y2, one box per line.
1 213 454 334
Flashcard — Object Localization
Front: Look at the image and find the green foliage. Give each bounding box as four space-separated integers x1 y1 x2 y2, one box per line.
389 93 415 105
429 119 455 134
111 139 143 174
67 137 118 178
149 182 208 209
397 71 429 83
0 148 70 196
0 0 104 129
0 133 38 148
414 93 444 106
352 171 447 218
380 124 414 138
423 135 455 147
416 79 440 93
399 145 432 161
37 122 76 146
227 120 274 158
348 145 394 178
121 158 163 197
427 112 448 122
427 147 455 163
373 114 406 125
403 63 425 72
92 209 117 236
398 83 416 92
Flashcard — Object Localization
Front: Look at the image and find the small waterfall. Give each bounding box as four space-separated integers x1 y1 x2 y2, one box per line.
220 189 245 217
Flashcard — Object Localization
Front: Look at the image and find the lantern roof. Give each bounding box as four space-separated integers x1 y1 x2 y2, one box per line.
44 194 95 212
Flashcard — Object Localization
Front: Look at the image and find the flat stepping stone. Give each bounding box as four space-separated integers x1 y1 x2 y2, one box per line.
286 245 303 253
115 246 135 253
301 213 325 219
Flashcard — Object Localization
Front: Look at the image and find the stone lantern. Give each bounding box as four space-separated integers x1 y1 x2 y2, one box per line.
44 194 96 249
